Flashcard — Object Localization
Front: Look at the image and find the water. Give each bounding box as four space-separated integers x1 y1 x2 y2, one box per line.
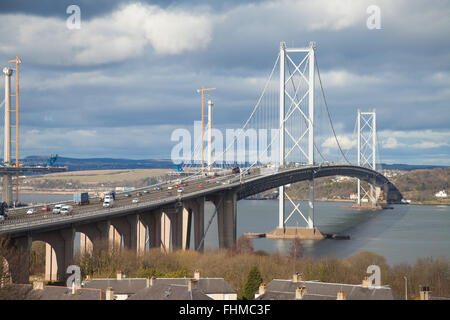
2 193 73 205
203 200 450 265
14 194 450 265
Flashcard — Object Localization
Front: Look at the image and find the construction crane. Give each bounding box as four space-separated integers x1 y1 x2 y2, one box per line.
46 154 59 167
173 163 184 173
7 56 21 203
196 86 216 170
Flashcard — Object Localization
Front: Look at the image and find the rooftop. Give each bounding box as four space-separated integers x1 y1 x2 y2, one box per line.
256 279 399 300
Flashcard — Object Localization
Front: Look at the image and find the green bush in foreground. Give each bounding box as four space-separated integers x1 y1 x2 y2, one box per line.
239 266 264 300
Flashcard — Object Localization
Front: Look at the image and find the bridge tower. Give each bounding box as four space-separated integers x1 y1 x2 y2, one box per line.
278 42 315 230
357 109 377 207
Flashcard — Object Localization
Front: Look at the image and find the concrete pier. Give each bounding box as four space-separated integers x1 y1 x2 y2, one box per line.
212 191 237 249
266 227 325 240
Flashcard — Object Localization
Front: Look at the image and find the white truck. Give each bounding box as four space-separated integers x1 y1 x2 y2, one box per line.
103 195 114 208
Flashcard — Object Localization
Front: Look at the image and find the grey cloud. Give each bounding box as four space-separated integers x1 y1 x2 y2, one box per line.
0 0 448 165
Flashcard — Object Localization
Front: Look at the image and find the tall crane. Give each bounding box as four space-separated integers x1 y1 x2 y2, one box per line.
7 56 21 203
196 86 216 170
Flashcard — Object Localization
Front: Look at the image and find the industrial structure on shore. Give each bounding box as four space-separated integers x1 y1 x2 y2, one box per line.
1 57 66 206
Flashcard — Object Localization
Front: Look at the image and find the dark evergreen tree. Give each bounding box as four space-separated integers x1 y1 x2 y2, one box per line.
240 266 263 300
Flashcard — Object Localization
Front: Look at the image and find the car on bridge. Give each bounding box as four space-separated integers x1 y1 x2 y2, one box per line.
27 208 36 215
103 195 114 208
124 193 131 198
60 205 73 215
177 187 184 193
53 204 63 214
132 198 140 204
156 186 161 191
167 186 173 190
198 184 204 189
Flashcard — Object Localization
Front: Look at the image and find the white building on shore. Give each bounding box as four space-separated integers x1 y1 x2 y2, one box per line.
435 190 447 198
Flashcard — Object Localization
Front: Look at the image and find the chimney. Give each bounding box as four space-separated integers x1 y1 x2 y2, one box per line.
293 272 302 283
362 277 369 288
194 269 200 280
188 278 198 291
259 283 267 295
71 281 77 294
337 290 346 300
116 270 122 280
146 276 156 288
420 286 431 300
33 280 45 291
105 287 115 300
295 286 306 300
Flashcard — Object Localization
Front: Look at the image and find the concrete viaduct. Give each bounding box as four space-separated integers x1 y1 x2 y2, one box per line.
0 165 402 284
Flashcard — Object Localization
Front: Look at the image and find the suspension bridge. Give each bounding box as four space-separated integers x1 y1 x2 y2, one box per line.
0 42 402 284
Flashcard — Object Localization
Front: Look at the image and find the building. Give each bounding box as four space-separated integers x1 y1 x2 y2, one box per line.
82 270 237 300
128 278 212 300
2 281 103 300
435 190 447 198
82 271 148 300
255 273 399 300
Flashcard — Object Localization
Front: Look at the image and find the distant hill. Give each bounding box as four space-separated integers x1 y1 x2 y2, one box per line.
20 156 447 172
21 156 174 171
379 163 448 171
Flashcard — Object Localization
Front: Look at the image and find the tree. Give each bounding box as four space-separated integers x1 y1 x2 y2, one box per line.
229 235 254 255
239 266 263 300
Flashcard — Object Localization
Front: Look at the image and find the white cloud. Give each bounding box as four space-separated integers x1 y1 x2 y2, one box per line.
0 3 215 66
382 137 401 149
379 130 450 150
322 135 356 150
320 69 383 88
411 141 449 149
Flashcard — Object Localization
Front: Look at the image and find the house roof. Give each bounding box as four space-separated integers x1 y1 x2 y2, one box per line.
256 279 398 300
150 278 236 294
128 283 212 300
256 291 335 300
3 284 103 300
82 278 146 295
82 277 236 295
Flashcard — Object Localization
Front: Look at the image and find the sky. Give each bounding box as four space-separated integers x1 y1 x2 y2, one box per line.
0 0 449 165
